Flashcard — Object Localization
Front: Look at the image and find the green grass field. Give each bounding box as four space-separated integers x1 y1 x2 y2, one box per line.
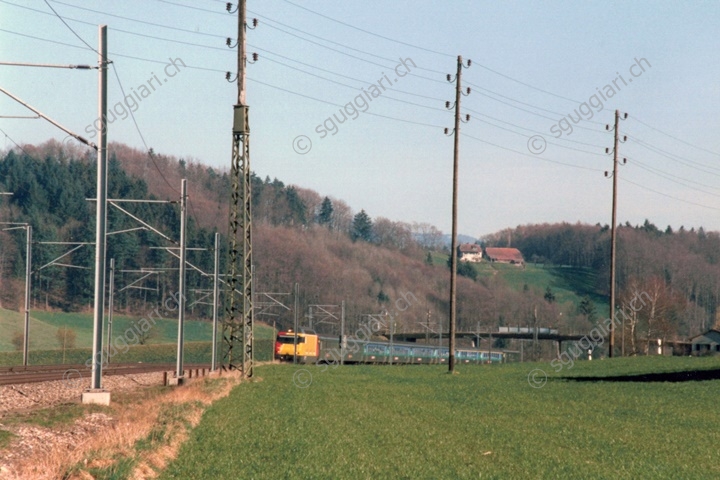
161 357 720 479
0 307 276 352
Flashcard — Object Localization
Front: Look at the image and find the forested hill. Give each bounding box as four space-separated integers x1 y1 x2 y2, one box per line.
0 141 717 352
0 141 468 337
484 222 720 340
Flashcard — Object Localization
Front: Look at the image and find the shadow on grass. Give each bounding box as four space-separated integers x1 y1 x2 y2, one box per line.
563 369 720 383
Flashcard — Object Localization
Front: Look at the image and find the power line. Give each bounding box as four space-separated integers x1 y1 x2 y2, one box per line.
621 177 720 212
628 157 720 196
248 11 447 76
260 56 448 113
632 116 720 158
45 0 227 39
0 27 228 73
280 0 454 58
155 0 226 15
248 78 445 129
464 106 606 149
253 46 446 102
0 127 33 158
278 0 585 104
466 90 606 135
465 79 605 125
626 135 720 176
466 119 604 157
461 132 603 172
248 15 448 86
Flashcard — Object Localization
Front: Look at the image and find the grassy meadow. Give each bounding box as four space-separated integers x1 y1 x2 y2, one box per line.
0 307 277 364
428 252 607 313
161 356 720 479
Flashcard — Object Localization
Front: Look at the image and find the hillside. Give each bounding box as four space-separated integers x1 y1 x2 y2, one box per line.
484 221 720 347
1 141 717 360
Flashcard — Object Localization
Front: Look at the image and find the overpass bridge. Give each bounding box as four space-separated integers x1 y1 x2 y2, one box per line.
388 327 594 353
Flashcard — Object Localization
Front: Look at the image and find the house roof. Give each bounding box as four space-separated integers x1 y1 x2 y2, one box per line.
485 247 524 263
690 329 720 344
458 243 482 254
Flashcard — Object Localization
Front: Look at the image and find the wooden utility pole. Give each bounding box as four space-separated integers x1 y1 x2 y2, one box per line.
446 55 471 373
607 110 627 358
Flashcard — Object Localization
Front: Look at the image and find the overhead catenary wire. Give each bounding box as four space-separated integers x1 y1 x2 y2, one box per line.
39 2 201 221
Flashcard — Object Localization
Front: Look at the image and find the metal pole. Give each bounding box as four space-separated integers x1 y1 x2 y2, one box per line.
340 300 345 366
293 282 299 364
106 258 114 364
22 225 31 366
211 232 219 371
448 55 463 373
389 314 393 366
176 179 187 384
609 109 620 358
89 25 108 391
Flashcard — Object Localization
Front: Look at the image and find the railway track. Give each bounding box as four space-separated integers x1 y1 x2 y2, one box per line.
0 363 212 386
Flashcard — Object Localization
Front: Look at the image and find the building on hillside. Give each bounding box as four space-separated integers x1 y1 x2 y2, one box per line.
691 329 720 355
458 243 483 262
484 247 524 266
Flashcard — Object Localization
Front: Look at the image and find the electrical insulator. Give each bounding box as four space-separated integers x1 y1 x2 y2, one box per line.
226 2 232 12
465 114 470 121
226 37 232 46
444 128 449 135
467 59 472 66
253 18 259 27
252 53 259 62
466 87 471 94
446 74 451 82
445 101 450 109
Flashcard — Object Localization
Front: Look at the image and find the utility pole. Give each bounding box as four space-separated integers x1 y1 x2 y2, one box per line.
211 232 220 371
426 310 431 344
340 300 345 366
605 110 628 359
84 25 108 404
106 258 114 364
176 179 187 384
224 0 256 378
22 225 31 366
389 312 394 366
293 282 299 364
445 55 471 373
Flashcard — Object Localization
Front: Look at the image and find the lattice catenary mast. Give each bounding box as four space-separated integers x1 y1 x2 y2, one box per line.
223 0 255 377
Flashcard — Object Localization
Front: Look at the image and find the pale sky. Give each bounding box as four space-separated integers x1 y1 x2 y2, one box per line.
1 0 719 238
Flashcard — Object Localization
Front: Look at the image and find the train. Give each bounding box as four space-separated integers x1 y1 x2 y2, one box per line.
275 329 506 365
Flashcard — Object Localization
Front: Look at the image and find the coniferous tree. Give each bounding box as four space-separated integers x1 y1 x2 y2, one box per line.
318 197 333 227
351 210 373 242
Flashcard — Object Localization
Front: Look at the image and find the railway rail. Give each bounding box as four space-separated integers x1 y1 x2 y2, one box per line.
0 363 212 386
